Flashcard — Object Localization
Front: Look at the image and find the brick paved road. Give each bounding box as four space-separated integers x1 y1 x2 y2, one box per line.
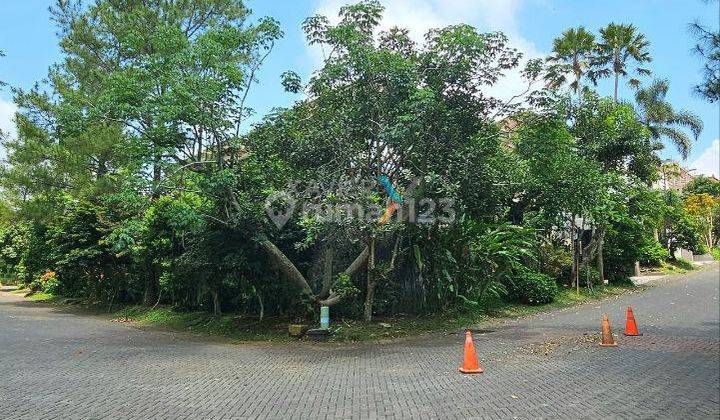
1 265 718 419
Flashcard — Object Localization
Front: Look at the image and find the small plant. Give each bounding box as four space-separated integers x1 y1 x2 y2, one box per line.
39 270 56 282
333 273 360 299
36 270 60 294
712 247 720 261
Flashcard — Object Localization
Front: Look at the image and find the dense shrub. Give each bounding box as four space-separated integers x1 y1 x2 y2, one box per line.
539 241 573 279
506 269 559 305
558 264 601 286
580 266 601 286
637 240 670 266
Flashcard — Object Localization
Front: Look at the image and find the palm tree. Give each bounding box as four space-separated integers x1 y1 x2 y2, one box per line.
591 23 652 101
635 79 703 159
545 27 596 94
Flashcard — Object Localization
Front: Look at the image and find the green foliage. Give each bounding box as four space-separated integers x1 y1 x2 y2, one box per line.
635 79 702 159
505 269 559 305
684 175 720 197
334 273 361 299
671 257 695 271
280 71 302 93
572 92 657 183
585 181 661 281
591 23 652 96
414 220 538 311
545 26 596 93
637 241 670 266
690 20 720 103
0 2 710 329
660 190 704 256
539 241 573 279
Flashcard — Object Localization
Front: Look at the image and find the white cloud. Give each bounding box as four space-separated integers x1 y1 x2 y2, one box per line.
689 139 720 178
308 0 545 102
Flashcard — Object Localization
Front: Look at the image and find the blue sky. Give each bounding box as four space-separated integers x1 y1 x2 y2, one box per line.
1 0 718 176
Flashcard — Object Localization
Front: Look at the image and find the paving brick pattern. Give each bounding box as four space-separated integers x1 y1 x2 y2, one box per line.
1 266 718 419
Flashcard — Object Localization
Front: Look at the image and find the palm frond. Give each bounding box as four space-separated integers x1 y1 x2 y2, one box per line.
669 111 703 139
628 78 642 89
657 127 692 159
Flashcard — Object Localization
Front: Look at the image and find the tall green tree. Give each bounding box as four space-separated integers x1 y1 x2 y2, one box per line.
690 0 720 103
689 15 720 102
545 27 596 94
570 92 657 284
592 23 652 100
250 0 531 319
5 0 282 306
634 79 703 159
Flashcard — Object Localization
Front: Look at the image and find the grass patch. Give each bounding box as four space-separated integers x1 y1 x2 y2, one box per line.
0 276 17 286
10 288 30 295
111 306 293 342
326 285 636 341
487 285 634 319
110 307 477 342
12 283 637 343
4 288 60 302
25 292 59 302
328 313 480 342
659 258 695 274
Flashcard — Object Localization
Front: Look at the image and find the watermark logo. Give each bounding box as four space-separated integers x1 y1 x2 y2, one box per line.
265 190 296 229
264 176 455 229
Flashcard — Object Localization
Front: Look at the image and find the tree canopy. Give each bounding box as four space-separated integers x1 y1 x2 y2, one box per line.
0 1 712 324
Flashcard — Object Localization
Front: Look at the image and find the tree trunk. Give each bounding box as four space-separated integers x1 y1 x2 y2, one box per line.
708 216 713 250
576 239 581 295
145 155 162 306
574 64 583 100
363 237 376 322
259 238 314 297
143 261 159 306
614 73 619 102
259 235 370 307
318 246 369 306
318 246 335 299
570 216 577 287
596 238 605 287
256 289 264 321
211 288 221 316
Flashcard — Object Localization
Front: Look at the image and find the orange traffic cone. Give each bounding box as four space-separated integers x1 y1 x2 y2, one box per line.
624 306 642 336
600 314 618 347
459 330 484 374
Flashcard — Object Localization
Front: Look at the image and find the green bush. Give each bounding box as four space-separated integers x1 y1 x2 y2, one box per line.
638 241 669 266
506 269 559 305
673 258 695 271
695 244 710 255
580 266 601 286
712 247 720 261
559 264 601 286
40 270 61 295
539 241 573 278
